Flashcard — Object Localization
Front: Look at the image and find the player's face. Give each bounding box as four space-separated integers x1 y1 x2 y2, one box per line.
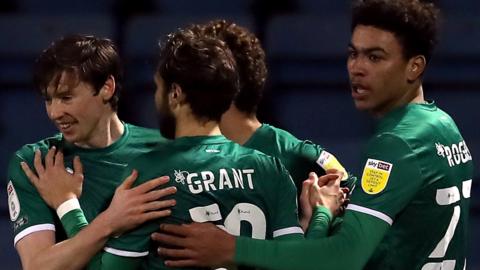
347 25 411 117
45 71 109 146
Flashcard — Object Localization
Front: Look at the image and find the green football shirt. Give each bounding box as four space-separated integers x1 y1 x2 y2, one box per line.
7 123 164 265
103 135 303 269
234 102 473 270
244 124 356 191
348 102 473 269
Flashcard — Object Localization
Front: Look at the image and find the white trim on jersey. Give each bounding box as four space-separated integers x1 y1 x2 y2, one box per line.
14 224 56 246
104 247 149 257
347 204 393 225
273 226 304 238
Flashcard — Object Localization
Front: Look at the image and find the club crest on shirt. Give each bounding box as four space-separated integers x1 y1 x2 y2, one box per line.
7 180 21 221
361 159 393 195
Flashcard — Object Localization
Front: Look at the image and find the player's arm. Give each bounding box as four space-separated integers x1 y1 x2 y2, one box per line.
299 141 357 191
232 134 424 270
152 134 423 269
16 148 176 270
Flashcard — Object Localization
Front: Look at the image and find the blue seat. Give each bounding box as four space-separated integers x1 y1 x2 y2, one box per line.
153 0 252 15
426 15 480 86
270 88 371 174
0 89 57 187
265 15 351 88
0 15 115 87
296 0 351 15
123 15 255 88
16 0 114 14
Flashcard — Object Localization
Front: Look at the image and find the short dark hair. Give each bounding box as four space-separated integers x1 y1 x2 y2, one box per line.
351 0 439 63
157 26 239 122
203 20 267 115
33 34 123 110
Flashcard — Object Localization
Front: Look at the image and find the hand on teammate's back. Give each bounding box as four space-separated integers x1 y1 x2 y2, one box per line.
103 171 177 236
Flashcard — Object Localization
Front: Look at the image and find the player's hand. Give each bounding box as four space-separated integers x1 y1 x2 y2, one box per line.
20 146 84 209
102 171 177 236
299 176 314 232
152 222 236 268
308 172 345 216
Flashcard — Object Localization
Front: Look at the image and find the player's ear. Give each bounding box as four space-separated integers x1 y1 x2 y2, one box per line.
169 83 185 106
406 55 426 82
100 75 116 102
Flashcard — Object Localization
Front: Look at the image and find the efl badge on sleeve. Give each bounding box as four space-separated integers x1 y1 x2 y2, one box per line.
7 180 20 221
361 159 393 194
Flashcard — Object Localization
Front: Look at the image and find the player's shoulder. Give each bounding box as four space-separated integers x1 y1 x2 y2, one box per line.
13 134 63 163
235 142 286 171
125 123 167 143
258 124 300 142
8 134 62 187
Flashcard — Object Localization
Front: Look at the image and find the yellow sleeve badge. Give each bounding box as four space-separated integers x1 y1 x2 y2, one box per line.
316 151 349 181
361 159 393 194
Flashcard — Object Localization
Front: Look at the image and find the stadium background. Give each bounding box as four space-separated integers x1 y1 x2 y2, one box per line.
0 0 478 269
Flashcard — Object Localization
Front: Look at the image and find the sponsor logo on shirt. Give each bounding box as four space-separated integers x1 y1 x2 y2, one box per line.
14 216 28 231
173 168 255 194
7 181 21 221
435 141 472 167
361 159 393 195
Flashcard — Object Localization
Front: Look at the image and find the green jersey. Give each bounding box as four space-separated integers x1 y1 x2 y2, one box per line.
7 124 164 264
244 124 356 191
348 102 473 269
234 102 473 270
104 136 302 269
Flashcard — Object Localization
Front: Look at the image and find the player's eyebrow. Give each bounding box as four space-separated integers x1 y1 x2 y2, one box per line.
348 43 388 55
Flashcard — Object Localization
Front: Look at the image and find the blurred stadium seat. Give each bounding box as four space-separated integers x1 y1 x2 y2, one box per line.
0 15 115 87
153 0 253 15
16 0 114 14
265 14 351 88
426 15 480 86
123 14 255 89
270 88 373 174
296 0 350 15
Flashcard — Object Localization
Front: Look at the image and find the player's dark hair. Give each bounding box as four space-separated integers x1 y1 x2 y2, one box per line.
352 0 439 62
203 20 267 115
33 34 123 111
157 26 239 122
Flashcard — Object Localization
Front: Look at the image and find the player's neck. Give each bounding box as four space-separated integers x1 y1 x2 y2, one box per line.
220 105 261 145
374 84 425 118
175 110 222 138
74 113 124 148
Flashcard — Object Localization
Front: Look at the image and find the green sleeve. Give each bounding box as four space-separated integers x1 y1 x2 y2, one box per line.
235 210 389 270
270 158 304 238
60 208 88 237
7 151 56 242
298 141 357 191
306 206 332 239
350 133 423 218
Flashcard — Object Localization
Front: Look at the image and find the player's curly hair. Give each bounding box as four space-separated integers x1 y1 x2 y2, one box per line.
34 35 122 111
203 20 267 115
157 26 239 122
352 0 439 62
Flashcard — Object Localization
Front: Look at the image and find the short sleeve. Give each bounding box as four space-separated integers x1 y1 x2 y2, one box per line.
7 151 56 246
348 134 423 225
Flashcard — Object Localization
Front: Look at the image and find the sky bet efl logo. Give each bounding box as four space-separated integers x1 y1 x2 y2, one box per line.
361 159 393 195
